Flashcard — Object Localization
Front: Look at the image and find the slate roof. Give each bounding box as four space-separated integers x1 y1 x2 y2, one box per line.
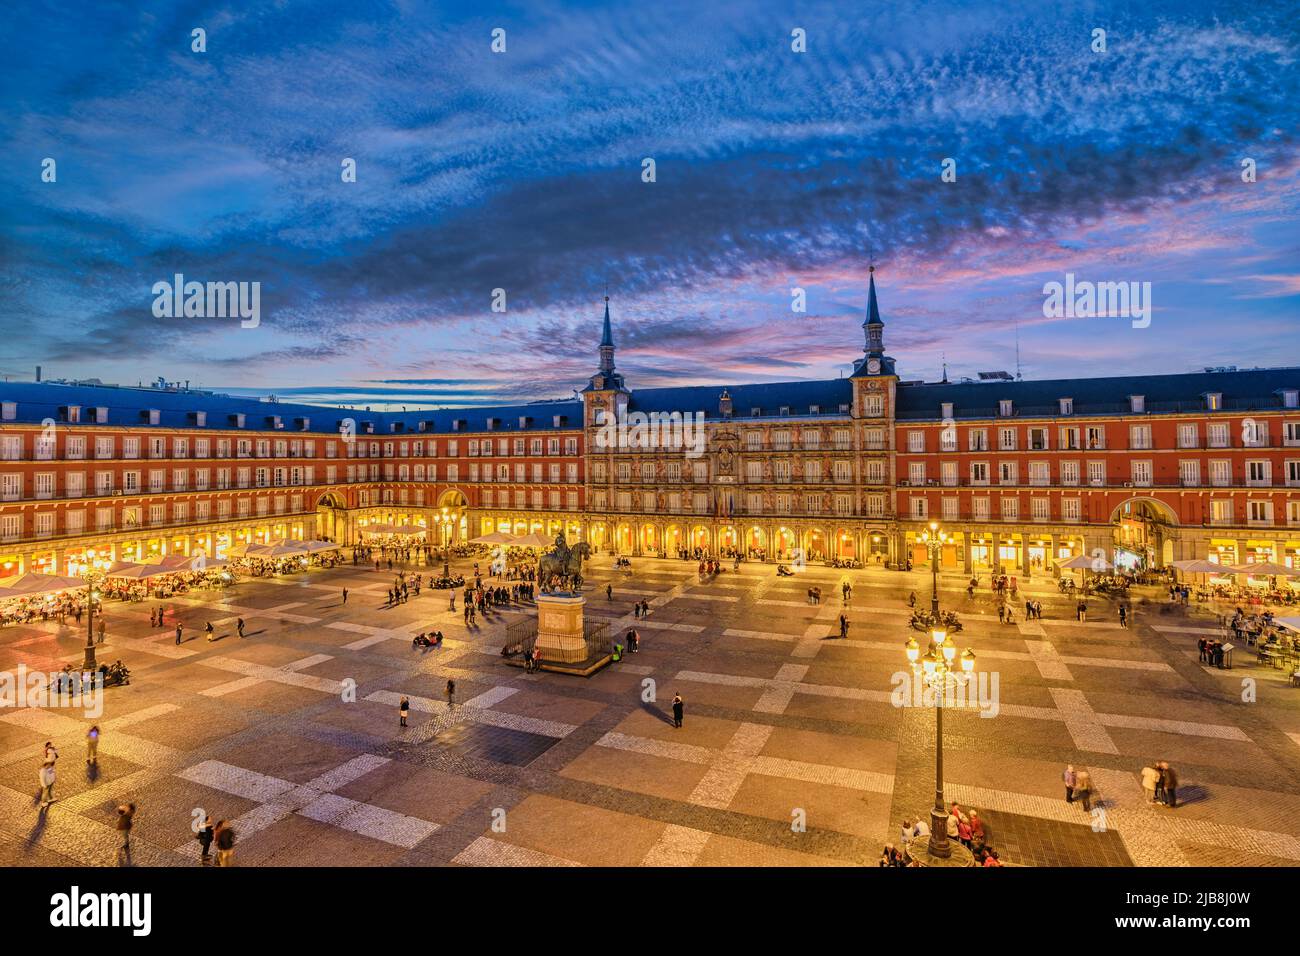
0 381 583 435
627 379 854 419
894 368 1300 420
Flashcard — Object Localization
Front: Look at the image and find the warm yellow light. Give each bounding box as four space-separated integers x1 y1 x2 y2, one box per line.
905 637 920 664
922 656 937 677
942 640 957 664
931 628 947 645
929 521 938 532
961 649 976 672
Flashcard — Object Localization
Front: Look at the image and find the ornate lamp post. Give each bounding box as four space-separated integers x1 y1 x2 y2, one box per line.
905 627 976 864
919 521 949 616
81 548 110 670
440 506 451 579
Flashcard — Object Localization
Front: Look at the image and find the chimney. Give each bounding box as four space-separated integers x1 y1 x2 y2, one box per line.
35 366 41 382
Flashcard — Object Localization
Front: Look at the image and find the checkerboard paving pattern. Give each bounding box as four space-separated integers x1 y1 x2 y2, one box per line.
1 556 1298 867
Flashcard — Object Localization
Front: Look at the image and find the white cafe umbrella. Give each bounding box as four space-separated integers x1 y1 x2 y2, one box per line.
1057 554 1112 571
511 532 553 549
1227 561 1298 577
1171 559 1226 575
470 532 515 545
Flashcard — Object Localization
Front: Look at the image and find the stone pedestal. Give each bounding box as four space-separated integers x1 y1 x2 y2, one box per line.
533 593 587 664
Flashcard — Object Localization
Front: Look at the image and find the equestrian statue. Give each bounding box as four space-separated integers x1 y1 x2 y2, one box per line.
537 532 591 595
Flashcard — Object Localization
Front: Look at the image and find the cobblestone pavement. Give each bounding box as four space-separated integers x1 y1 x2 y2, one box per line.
2 555 1299 867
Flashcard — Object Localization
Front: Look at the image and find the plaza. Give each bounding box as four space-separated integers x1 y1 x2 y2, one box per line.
2 553 1299 868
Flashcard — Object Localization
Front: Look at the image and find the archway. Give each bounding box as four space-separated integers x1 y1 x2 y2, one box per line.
804 527 827 562
1111 497 1177 571
641 523 659 554
774 527 795 559
746 526 768 560
664 524 682 556
834 528 856 560
437 489 469 545
718 525 738 555
316 492 347 542
691 525 711 553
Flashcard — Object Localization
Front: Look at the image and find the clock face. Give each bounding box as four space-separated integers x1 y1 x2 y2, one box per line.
867 358 881 374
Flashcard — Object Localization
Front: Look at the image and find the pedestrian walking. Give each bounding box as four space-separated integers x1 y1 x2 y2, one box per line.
38 761 56 807
1073 769 1094 812
196 814 215 863
839 614 849 639
175 623 184 645
672 692 684 728
214 820 235 866
156 606 164 628
116 802 136 860
606 583 613 601
237 617 245 639
342 588 349 605
1062 764 1076 803
1140 764 1159 803
399 696 410 728
205 621 215 642
44 741 58 765
1159 761 1178 808
86 725 99 765
1119 605 1128 629
446 679 456 710
1076 600 1087 622
96 617 106 644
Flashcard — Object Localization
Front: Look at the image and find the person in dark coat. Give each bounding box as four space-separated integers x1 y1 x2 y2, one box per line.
1160 761 1179 808
196 814 215 863
672 693 684 728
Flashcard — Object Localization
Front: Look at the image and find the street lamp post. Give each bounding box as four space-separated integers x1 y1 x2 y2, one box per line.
440 507 451 579
919 520 949 616
905 627 976 863
81 549 109 671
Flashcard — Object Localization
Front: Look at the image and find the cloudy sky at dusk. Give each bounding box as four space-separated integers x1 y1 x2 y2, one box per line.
1 0 1297 410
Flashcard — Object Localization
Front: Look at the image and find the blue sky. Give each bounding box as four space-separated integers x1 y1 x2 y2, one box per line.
1 0 1297 409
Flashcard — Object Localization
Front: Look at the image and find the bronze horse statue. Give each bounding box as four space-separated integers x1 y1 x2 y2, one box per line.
537 536 592 593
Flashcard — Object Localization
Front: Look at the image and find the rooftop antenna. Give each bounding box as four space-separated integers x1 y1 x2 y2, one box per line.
941 353 949 384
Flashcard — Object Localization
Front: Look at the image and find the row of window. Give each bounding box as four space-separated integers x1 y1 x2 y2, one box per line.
906 496 1299 525
590 490 888 518
903 459 1300 488
950 391 1300 419
0 494 310 542
905 421 1298 453
0 460 585 501
0 434 582 462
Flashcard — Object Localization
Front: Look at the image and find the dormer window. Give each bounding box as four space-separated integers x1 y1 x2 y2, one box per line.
92 407 109 423
999 400 1013 417
1059 398 1073 416
751 407 762 417
1282 390 1299 409
1204 392 1221 411
295 416 310 431
229 413 246 428
485 417 499 431
1 402 15 421
779 406 790 416
1129 395 1145 413
189 411 206 427
62 405 81 423
941 402 954 419
518 416 533 429
140 408 160 425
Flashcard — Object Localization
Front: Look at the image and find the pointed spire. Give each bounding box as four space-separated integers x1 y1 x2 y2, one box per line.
600 295 614 348
864 264 882 328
